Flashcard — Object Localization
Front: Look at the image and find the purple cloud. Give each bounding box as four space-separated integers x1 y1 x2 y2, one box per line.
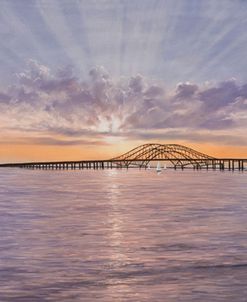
0 60 247 146
175 82 198 99
0 92 11 103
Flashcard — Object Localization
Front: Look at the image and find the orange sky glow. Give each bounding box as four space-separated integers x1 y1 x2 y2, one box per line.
1 139 247 164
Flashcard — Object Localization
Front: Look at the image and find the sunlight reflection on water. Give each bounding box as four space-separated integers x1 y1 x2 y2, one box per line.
0 168 247 301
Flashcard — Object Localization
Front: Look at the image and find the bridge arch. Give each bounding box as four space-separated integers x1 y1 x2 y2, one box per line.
111 143 216 169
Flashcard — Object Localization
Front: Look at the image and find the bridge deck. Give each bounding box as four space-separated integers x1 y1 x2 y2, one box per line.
0 158 247 170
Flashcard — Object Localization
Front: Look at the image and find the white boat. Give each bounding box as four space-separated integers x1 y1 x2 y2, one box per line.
156 161 162 173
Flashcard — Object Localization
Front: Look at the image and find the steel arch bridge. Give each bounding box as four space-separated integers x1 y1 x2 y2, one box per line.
1 143 246 171
111 143 217 169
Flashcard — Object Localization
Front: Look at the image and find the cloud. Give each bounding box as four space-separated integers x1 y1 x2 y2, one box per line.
0 92 11 103
175 82 198 99
1 60 247 146
0 136 109 146
125 129 247 146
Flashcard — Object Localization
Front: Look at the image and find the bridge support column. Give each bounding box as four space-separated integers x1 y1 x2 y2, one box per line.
221 161 224 170
238 160 242 171
212 160 216 170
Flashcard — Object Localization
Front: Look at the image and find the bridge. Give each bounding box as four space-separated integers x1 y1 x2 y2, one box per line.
0 143 246 171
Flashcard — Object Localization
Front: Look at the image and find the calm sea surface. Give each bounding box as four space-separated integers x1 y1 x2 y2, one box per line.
0 168 247 301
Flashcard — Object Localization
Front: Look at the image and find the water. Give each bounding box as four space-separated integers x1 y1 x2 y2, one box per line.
0 168 247 301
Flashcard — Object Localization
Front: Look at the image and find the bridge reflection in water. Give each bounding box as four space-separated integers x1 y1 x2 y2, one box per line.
1 144 247 171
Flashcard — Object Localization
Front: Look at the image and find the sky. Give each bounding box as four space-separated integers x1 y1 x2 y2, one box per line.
0 0 247 162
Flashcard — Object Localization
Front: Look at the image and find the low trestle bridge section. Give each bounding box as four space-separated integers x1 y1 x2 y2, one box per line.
1 144 246 171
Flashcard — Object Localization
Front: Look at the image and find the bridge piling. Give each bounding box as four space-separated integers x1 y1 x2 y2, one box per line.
221 161 224 170
238 160 242 171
